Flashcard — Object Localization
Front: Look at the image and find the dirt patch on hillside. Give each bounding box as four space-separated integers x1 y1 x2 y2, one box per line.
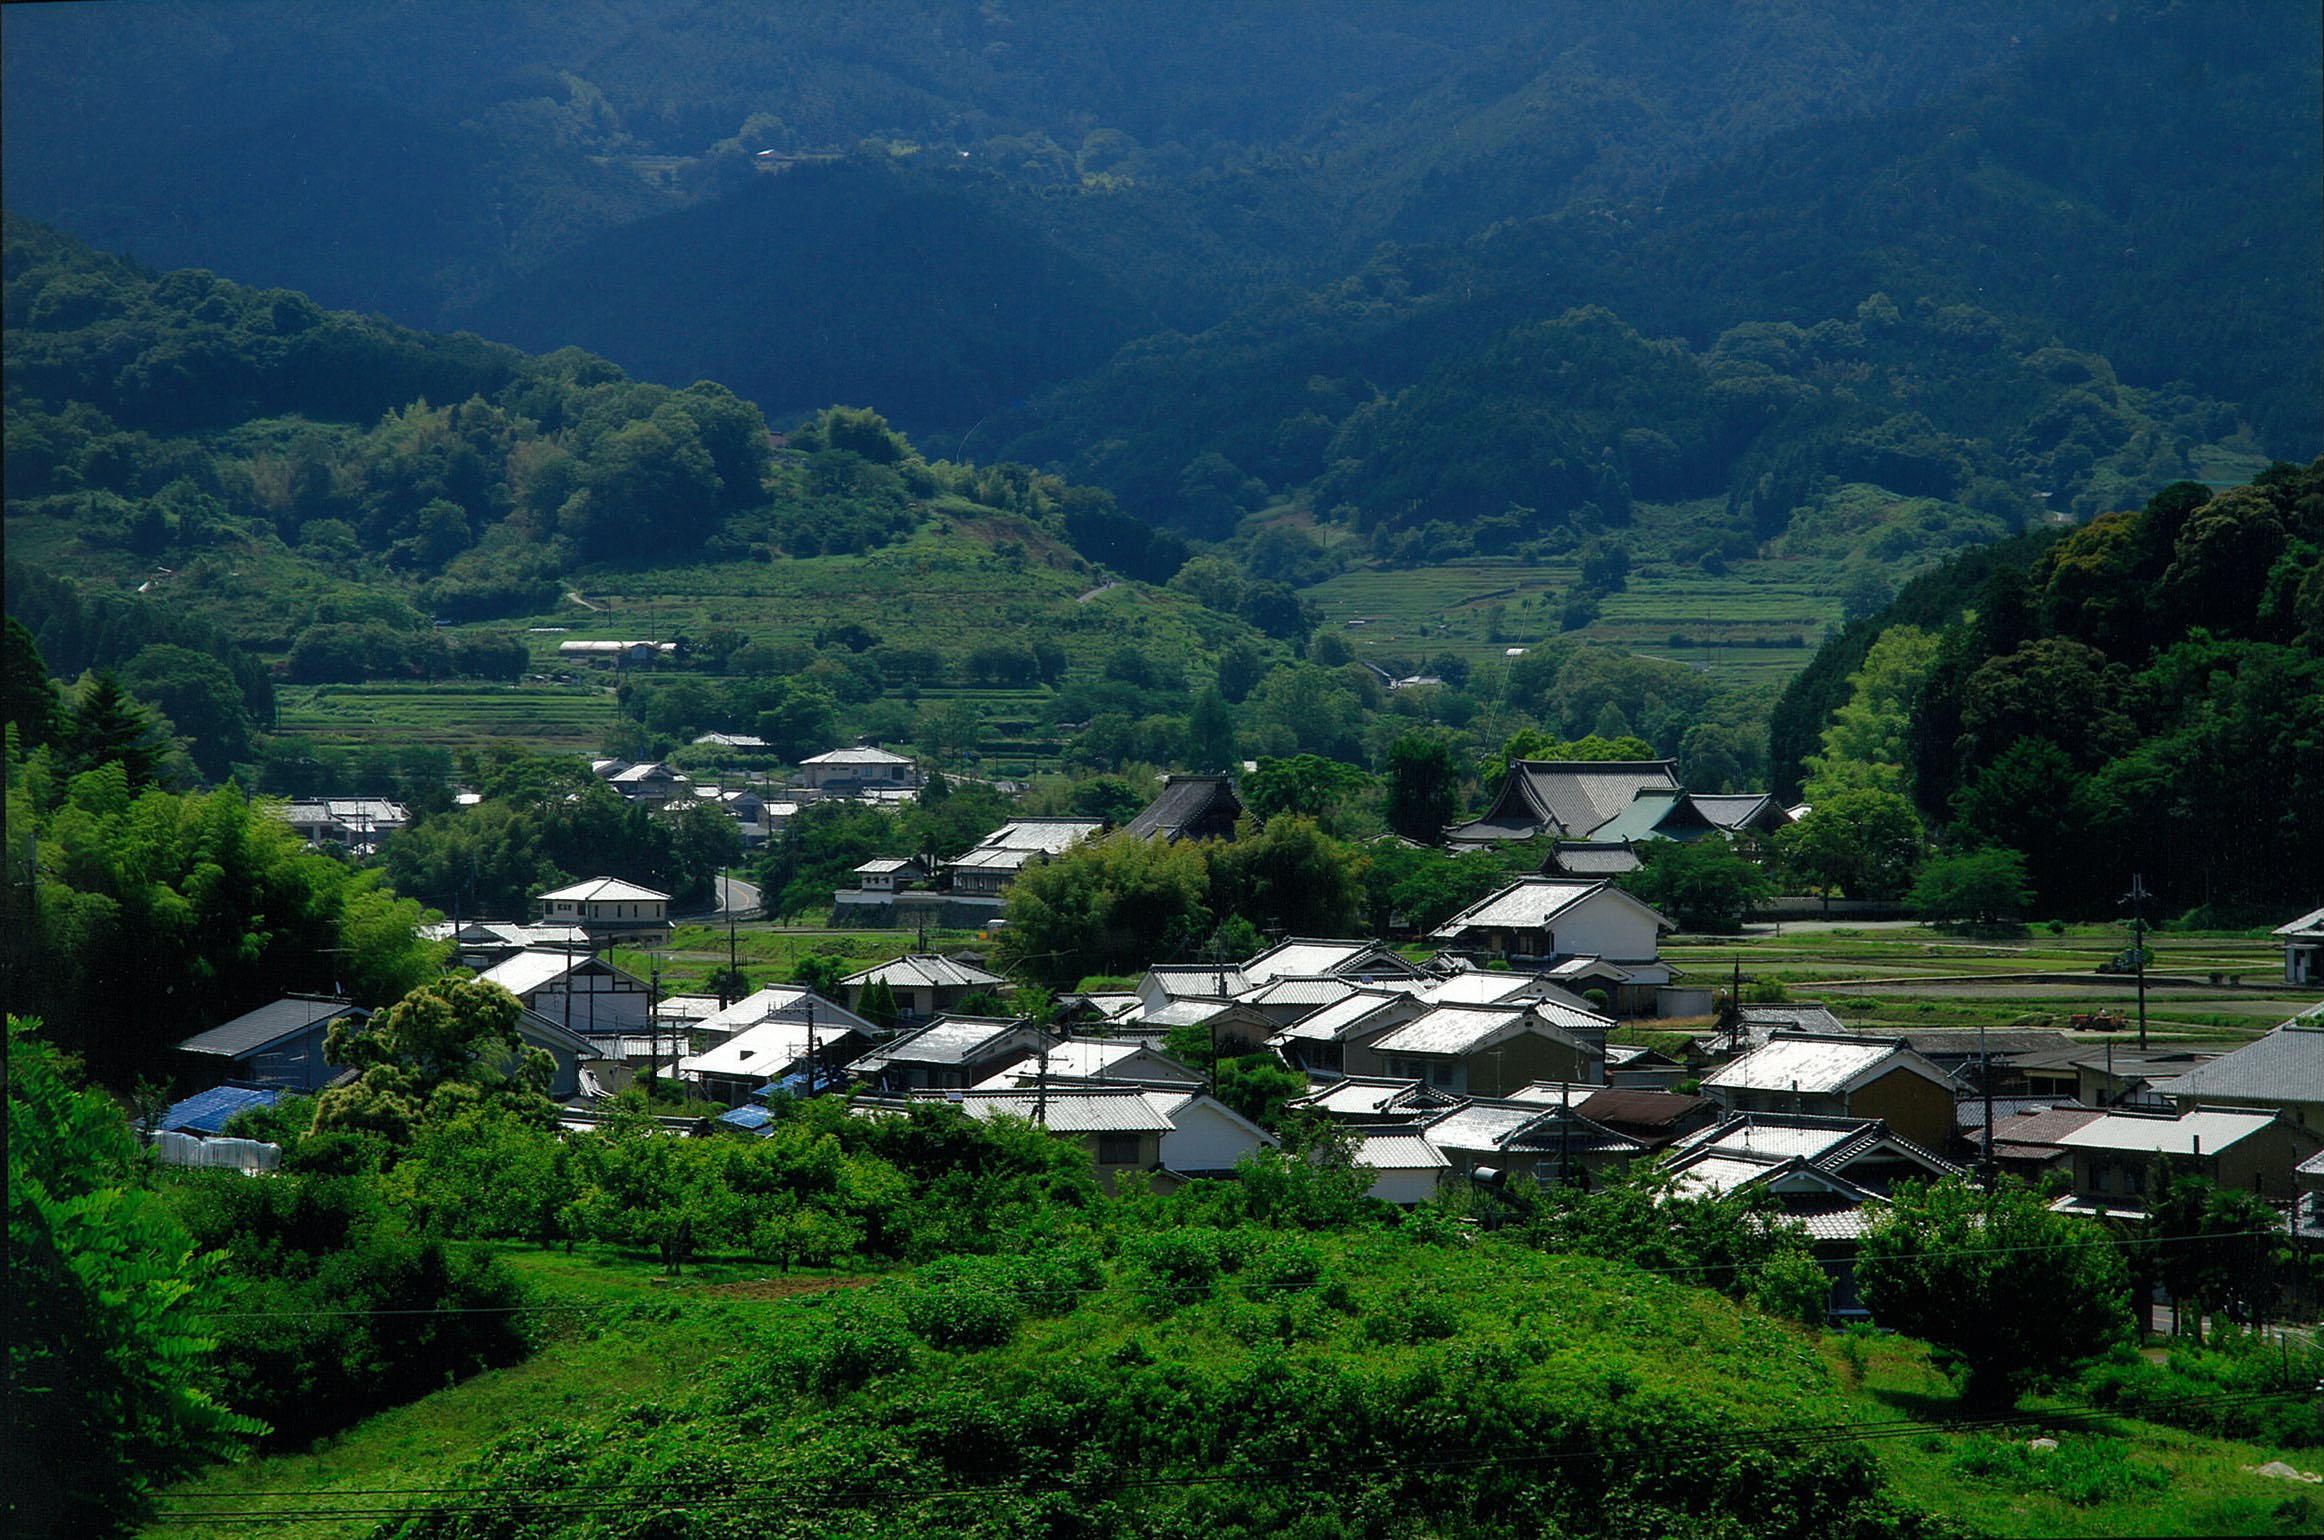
684 1274 876 1303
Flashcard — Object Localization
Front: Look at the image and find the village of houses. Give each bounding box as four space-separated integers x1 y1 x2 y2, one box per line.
165 749 2324 1321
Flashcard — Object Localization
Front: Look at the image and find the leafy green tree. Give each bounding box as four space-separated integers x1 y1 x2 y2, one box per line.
1619 837 1773 932
10 766 442 1083
1907 848 2034 928
998 834 1212 989
1212 1053 1308 1129
1240 753 1371 827
2149 1176 2288 1341
1773 788 1924 900
1207 814 1362 938
1383 731 1464 844
1857 1177 2132 1407
1802 625 1937 799
6 1018 263 1536
312 977 556 1145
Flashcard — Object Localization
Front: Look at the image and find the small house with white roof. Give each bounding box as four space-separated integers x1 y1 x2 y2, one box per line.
535 877 673 944
1699 1032 1955 1152
797 744 919 793
2050 1105 2322 1217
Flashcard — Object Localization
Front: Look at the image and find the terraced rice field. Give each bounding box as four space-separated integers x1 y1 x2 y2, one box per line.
1301 554 1845 690
275 682 617 754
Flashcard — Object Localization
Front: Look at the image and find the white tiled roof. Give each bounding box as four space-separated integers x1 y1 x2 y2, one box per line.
973 819 1103 855
842 954 1004 990
2056 1108 2280 1157
1702 1034 1925 1096
475 949 592 996
850 1017 1035 1069
802 746 913 766
1353 1131 1450 1171
681 1021 829 1078
1271 987 1420 1042
942 1088 1176 1134
1431 879 1617 936
1238 976 1359 1009
1240 940 1378 984
1366 1005 1534 1057
538 877 671 903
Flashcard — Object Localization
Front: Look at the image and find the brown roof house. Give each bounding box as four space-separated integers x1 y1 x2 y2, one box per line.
1700 1032 1956 1152
1345 1001 1609 1095
2049 1106 2324 1219
2151 1018 2324 1137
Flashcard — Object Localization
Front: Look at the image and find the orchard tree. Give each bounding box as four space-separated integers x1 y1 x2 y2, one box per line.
312 977 557 1144
1857 1177 2131 1407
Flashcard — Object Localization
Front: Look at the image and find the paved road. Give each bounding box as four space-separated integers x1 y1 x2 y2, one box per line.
716 874 761 917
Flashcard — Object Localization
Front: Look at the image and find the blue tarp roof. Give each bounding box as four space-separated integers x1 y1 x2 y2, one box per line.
718 1104 775 1133
749 1072 813 1103
160 1084 282 1135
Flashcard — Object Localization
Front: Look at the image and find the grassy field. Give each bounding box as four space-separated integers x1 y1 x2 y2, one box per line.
608 924 993 996
1663 924 2312 1044
144 1248 874 1540
141 1235 2319 1538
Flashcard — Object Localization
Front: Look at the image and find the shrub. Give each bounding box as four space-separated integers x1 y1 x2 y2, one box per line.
1950 1435 2170 1505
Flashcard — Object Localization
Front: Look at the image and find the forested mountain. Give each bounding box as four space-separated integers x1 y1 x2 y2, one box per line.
10 0 2161 438
1770 461 2324 919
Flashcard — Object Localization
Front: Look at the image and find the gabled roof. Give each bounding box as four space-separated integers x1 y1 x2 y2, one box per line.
841 954 1005 991
1237 975 1360 1011
693 987 876 1041
1270 986 1425 1044
802 746 914 766
476 948 641 998
1419 970 1544 1006
1448 760 1683 844
538 877 671 903
911 1086 1177 1134
177 997 365 1059
2148 1023 2324 1103
1122 775 1247 842
1575 1088 1713 1130
1287 1076 1464 1120
973 1039 1203 1090
1418 1099 1642 1158
971 818 1104 854
1365 1005 1541 1057
853 856 927 875
2057 1107 2285 1157
1351 1128 1451 1172
156 1084 283 1134
516 1007 599 1059
1239 938 1423 986
682 1015 860 1079
1730 1002 1850 1040
1430 878 1673 941
2271 905 2324 940
1140 997 1250 1029
1545 841 1644 877
1586 787 1718 844
1703 1032 1951 1097
1142 963 1252 999
1980 1105 2105 1153
848 1016 1045 1071
1670 1111 1962 1185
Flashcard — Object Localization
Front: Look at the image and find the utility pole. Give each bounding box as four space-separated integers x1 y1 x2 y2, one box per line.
1978 1016 1994 1183
2122 873 2152 1051
649 960 662 1084
724 865 739 1009
804 994 819 1099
